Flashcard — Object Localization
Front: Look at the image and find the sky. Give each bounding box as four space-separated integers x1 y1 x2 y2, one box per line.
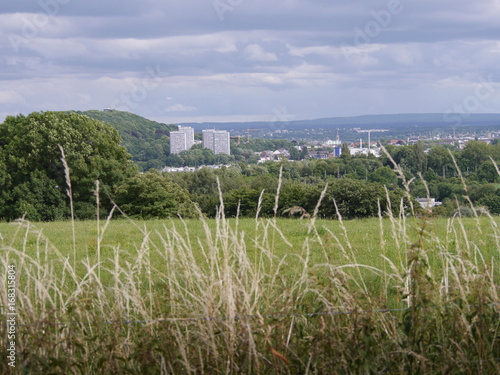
1 0 499 125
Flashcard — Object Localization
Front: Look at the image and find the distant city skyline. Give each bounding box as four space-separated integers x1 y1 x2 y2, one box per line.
1 1 499 124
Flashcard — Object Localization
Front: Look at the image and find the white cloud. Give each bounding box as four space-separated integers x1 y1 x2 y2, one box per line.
287 45 339 57
0 91 25 104
22 33 238 62
165 103 197 112
244 44 278 62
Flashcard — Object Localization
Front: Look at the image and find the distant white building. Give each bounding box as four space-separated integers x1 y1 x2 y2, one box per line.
416 198 442 210
161 164 232 173
170 126 194 154
325 139 342 147
349 146 381 157
202 129 230 155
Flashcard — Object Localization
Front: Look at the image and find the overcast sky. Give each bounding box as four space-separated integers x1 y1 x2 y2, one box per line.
1 0 499 124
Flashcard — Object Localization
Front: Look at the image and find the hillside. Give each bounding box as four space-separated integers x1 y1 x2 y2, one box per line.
75 110 177 170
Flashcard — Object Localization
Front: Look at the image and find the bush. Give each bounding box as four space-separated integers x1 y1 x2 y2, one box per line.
114 170 197 219
478 194 500 214
451 206 490 218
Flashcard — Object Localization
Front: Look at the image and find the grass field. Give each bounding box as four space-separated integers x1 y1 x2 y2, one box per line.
2 215 498 269
2 215 498 293
1 213 499 373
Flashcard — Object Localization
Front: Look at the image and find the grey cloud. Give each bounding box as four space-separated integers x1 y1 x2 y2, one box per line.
1 0 499 123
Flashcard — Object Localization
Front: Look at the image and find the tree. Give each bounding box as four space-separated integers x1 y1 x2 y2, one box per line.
319 179 387 219
427 145 454 178
299 146 309 160
460 140 491 173
0 111 137 220
369 166 398 186
114 171 196 219
223 187 274 217
411 142 428 174
476 161 499 183
289 146 300 161
340 143 351 159
280 181 320 215
393 143 427 175
477 193 500 214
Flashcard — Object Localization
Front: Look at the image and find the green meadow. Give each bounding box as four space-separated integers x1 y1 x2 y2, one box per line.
1 215 499 374
2 215 498 284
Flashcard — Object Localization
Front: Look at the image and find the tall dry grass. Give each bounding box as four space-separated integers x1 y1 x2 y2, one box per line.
0 164 499 374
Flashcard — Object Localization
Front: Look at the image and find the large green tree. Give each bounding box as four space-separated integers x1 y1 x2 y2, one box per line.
460 140 491 173
0 111 137 220
426 145 454 178
114 171 197 219
393 143 427 175
318 179 393 219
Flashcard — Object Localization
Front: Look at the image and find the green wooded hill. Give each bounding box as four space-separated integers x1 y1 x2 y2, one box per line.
74 110 177 170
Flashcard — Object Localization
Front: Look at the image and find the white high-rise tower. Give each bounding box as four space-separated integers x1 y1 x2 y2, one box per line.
202 129 230 155
170 126 194 154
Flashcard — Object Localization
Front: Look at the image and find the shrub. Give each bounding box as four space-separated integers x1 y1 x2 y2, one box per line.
114 170 197 219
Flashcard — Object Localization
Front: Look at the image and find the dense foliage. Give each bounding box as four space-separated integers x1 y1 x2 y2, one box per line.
169 163 408 219
164 145 234 167
114 170 196 219
0 112 137 221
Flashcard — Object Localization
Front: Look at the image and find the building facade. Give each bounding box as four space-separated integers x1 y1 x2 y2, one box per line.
202 129 214 153
202 129 230 155
170 126 194 154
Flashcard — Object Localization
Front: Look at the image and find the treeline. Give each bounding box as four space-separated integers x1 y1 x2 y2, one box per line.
164 139 298 167
1 112 499 221
164 145 234 167
169 166 408 219
167 140 500 219
384 141 500 214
